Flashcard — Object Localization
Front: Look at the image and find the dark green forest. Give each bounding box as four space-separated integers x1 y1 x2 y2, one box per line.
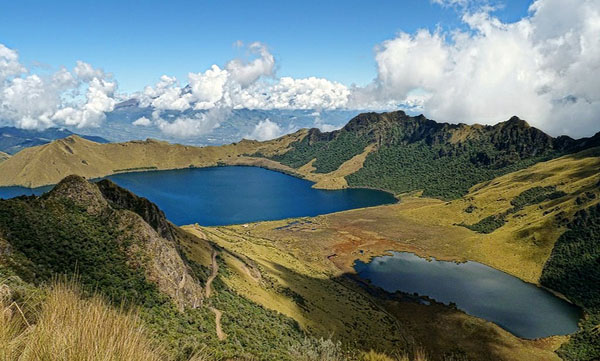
261 112 565 199
540 203 600 361
271 130 371 173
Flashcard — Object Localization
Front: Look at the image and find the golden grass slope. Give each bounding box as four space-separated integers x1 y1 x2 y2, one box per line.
0 128 378 189
182 223 563 361
0 131 307 188
0 151 9 163
0 281 167 361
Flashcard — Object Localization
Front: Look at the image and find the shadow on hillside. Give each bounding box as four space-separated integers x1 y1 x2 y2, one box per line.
248 260 542 361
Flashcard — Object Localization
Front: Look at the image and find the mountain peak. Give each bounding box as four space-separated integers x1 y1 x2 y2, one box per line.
504 116 531 128
48 175 108 214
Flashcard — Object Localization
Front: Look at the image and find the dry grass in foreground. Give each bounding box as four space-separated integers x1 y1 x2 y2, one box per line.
0 281 167 361
0 281 428 361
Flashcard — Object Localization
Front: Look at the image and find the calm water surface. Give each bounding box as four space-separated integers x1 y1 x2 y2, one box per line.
354 252 581 339
354 252 581 338
0 166 397 226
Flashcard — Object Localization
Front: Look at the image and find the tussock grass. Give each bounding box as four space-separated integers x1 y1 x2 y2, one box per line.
1 281 417 361
0 281 167 361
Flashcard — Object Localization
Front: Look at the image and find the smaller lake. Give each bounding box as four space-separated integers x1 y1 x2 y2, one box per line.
354 252 581 339
0 166 397 226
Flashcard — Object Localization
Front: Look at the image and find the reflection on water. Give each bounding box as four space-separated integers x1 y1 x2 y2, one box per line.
354 251 581 339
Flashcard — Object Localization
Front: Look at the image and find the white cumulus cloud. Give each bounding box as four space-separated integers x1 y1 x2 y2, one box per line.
247 118 283 141
355 0 600 137
226 42 275 87
132 116 152 126
0 45 26 82
0 48 118 130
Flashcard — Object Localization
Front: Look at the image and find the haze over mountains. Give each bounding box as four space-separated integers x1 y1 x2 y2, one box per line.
0 126 108 154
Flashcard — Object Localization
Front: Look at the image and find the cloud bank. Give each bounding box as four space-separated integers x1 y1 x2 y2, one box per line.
0 0 598 138
358 0 600 137
0 47 116 129
247 118 283 141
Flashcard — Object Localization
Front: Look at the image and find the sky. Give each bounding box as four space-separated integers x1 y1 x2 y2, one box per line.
0 0 599 138
0 0 532 92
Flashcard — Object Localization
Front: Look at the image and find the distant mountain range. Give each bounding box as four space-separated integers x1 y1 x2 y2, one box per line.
0 126 109 154
100 105 361 145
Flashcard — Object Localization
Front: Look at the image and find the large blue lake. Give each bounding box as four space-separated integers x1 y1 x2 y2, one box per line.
0 166 397 226
354 252 581 339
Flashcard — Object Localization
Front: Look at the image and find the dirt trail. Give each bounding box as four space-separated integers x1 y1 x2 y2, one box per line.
205 248 226 340
205 250 218 298
209 307 226 340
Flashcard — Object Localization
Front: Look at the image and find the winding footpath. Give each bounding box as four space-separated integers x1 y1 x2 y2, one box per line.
205 250 219 298
209 307 226 341
206 249 226 341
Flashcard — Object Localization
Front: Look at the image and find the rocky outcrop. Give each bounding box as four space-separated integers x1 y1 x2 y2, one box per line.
23 175 203 310
47 175 108 215
96 179 177 242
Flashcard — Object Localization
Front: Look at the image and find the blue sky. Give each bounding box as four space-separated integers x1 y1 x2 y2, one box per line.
1 0 597 138
0 0 532 93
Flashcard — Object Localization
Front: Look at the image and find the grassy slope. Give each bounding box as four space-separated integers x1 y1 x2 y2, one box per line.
0 131 306 188
0 282 168 361
182 223 563 361
0 179 309 360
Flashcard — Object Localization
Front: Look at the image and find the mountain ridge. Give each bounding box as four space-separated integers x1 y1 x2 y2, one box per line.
265 110 600 198
0 110 598 197
0 126 109 154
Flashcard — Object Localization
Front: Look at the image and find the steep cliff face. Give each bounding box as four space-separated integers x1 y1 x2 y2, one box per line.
96 179 177 242
0 175 203 310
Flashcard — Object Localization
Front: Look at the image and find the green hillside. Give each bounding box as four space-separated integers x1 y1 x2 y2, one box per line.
260 111 599 199
0 176 306 360
540 203 600 360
